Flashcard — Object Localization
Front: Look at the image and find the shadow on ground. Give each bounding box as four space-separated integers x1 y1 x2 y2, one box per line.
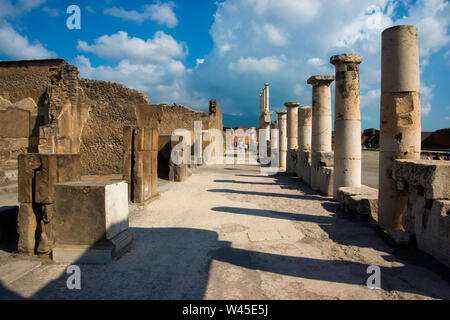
0 170 449 299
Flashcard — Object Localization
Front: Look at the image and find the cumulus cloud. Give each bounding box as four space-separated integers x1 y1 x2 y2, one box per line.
74 31 206 107
77 31 187 64
187 0 449 123
0 0 45 18
229 55 286 74
0 20 55 59
104 2 178 27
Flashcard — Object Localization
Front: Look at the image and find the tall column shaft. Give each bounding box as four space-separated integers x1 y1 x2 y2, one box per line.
265 83 270 111
379 25 421 230
331 54 362 197
277 110 287 168
298 106 312 152
307 76 335 190
285 102 300 150
308 77 334 153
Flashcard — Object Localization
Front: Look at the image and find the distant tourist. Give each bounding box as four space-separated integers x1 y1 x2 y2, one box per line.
426 153 432 160
444 152 450 161
433 154 442 160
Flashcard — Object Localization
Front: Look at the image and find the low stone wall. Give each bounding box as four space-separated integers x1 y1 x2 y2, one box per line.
336 185 378 222
311 151 334 196
392 159 450 267
286 149 297 174
296 150 311 186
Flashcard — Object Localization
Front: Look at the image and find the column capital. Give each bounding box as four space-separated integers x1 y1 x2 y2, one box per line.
307 76 335 86
330 54 362 65
284 102 300 108
264 83 270 87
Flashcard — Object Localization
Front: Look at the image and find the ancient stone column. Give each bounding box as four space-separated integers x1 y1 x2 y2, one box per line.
297 106 312 184
379 25 421 230
285 102 299 150
277 110 287 168
330 54 362 197
264 83 270 111
307 76 335 190
298 106 312 153
307 76 335 153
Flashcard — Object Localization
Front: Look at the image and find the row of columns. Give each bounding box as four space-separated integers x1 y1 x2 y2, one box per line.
269 25 421 230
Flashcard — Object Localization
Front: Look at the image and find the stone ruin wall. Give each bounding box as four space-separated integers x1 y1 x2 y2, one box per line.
0 59 223 177
78 79 150 175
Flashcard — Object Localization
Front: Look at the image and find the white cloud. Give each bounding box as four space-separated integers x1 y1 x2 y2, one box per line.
361 89 380 110
74 30 207 107
0 0 45 18
229 55 286 73
263 24 289 46
104 2 178 27
42 6 60 17
77 31 187 64
187 0 449 121
0 20 55 59
421 82 435 117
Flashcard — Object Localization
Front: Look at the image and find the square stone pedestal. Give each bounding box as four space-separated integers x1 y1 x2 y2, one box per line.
52 180 132 264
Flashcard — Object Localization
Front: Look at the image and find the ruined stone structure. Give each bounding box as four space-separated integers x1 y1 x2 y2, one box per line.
17 153 81 254
0 59 223 179
297 106 312 185
123 126 160 204
276 110 287 168
307 76 335 196
378 25 421 230
392 159 450 267
0 59 149 175
331 54 363 197
259 84 273 147
285 102 299 174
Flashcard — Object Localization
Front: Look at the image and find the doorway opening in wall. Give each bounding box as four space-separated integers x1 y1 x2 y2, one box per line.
158 136 171 180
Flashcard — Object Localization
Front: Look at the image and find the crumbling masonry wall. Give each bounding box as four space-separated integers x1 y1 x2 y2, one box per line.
392 159 450 267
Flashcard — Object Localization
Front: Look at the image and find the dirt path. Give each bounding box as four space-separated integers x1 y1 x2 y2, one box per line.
0 164 449 299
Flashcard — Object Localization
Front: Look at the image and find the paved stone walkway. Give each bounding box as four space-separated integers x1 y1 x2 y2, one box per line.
0 164 449 299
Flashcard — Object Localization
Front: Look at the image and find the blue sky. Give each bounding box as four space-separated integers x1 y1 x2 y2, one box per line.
0 0 449 131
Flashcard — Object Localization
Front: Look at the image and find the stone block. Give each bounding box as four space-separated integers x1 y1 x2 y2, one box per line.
315 167 334 196
286 148 298 175
18 154 41 203
406 199 450 268
393 159 450 200
123 126 159 204
34 154 81 204
17 203 37 254
297 150 311 185
54 180 130 246
18 154 81 204
312 151 334 167
133 150 158 203
336 185 378 222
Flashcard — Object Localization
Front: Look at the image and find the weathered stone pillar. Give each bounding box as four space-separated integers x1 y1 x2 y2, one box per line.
298 106 312 152
330 54 362 198
307 76 335 191
285 102 299 150
264 83 270 111
297 106 312 184
285 102 299 174
308 76 334 153
379 25 421 230
123 126 160 204
277 110 287 168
